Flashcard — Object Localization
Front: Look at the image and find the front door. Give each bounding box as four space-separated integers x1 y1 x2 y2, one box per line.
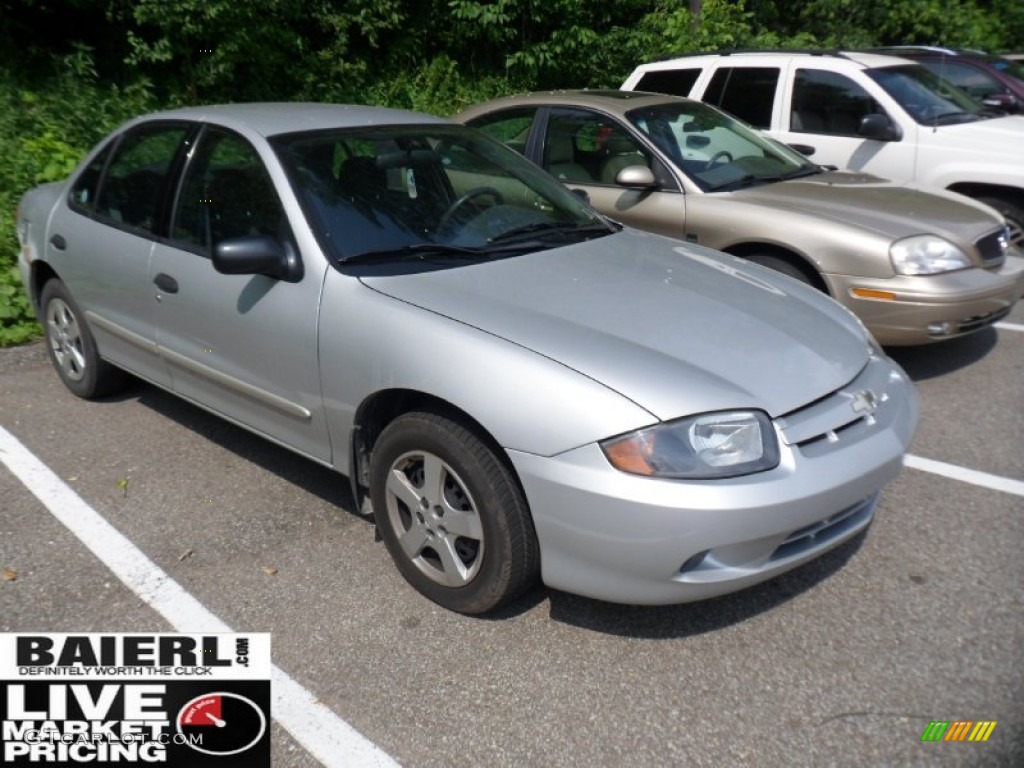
539 107 687 240
151 125 330 462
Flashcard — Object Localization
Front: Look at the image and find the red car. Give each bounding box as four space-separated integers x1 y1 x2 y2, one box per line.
871 46 1024 114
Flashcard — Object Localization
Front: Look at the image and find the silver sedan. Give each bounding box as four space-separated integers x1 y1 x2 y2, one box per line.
16 104 918 613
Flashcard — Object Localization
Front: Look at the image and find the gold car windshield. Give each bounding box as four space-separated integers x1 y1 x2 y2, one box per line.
273 125 612 264
627 102 818 192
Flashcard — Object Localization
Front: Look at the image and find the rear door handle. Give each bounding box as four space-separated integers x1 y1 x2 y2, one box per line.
153 273 179 293
50 234 67 250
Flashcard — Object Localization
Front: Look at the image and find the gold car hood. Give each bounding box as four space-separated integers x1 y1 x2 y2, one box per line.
731 172 1000 242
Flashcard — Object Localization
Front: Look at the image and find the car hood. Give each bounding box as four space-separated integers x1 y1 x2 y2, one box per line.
358 231 869 421
731 172 999 242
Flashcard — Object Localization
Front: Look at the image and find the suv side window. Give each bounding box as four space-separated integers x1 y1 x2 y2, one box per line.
634 68 701 97
703 67 780 128
173 127 289 254
94 124 189 233
791 69 884 136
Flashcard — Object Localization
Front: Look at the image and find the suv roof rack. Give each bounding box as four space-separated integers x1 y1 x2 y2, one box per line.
653 48 857 64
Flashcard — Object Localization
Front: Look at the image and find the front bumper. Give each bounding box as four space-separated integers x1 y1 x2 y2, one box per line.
509 355 918 605
824 254 1024 345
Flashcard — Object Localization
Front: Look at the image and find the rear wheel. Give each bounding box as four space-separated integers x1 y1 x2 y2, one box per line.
40 280 127 398
370 411 539 614
977 196 1024 249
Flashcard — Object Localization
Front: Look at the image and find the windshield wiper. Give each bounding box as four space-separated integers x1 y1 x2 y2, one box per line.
486 220 615 245
342 243 490 265
777 167 822 181
707 168 819 192
931 110 979 125
706 174 773 192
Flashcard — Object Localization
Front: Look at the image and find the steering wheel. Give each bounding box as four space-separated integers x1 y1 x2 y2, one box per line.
704 151 733 170
438 187 505 231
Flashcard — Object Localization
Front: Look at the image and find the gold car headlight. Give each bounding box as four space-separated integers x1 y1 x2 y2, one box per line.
890 235 970 275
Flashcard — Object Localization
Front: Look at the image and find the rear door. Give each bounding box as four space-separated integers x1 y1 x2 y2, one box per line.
44 122 192 386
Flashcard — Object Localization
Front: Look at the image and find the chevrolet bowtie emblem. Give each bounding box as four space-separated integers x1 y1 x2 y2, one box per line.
849 389 879 415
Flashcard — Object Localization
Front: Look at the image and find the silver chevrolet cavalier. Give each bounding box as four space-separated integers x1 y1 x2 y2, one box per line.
16 104 918 613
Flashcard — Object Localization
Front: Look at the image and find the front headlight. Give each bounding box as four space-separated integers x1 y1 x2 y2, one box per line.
601 410 780 479
890 235 970 275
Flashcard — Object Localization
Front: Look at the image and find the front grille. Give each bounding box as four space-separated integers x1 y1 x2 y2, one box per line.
974 229 1007 266
770 494 877 561
957 305 1012 334
774 356 897 458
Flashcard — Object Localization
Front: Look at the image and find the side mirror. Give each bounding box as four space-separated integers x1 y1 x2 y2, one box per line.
213 236 303 283
787 143 816 157
981 92 1019 113
615 165 658 188
570 187 591 205
858 113 901 141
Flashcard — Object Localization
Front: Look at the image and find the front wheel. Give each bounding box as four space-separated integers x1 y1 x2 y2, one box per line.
40 280 127 399
370 411 539 614
745 253 817 288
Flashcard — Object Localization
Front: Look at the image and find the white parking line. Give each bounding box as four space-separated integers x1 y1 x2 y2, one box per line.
0 425 399 768
904 454 1024 497
995 321 1024 333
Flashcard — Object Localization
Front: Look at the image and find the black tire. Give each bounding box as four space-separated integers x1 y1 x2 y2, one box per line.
745 253 817 288
370 411 539 614
40 279 127 399
976 196 1024 250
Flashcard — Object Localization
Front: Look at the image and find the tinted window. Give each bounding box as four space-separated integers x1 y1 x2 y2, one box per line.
173 127 288 254
634 68 701 97
94 124 188 233
468 108 538 156
703 67 780 128
791 69 883 135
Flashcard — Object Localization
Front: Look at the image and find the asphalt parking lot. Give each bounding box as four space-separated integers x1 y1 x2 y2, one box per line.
2 303 1022 767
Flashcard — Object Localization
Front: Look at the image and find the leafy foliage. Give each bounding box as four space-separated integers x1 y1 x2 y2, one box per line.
1 0 1022 345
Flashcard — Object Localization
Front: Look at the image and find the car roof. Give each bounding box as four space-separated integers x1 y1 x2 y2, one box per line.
464 89 684 115
126 102 451 138
868 46 993 59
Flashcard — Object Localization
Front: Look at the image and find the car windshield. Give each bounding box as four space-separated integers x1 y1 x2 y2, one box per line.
988 56 1024 86
272 124 613 264
866 64 987 125
626 101 818 192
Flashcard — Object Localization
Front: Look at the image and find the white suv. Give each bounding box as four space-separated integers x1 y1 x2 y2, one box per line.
623 51 1024 245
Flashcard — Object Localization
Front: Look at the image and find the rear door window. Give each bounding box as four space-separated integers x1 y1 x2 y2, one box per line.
93 123 189 234
466 108 539 156
634 68 701 97
703 67 780 128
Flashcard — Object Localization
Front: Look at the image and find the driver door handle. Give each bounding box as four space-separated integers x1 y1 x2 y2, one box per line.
153 273 179 293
